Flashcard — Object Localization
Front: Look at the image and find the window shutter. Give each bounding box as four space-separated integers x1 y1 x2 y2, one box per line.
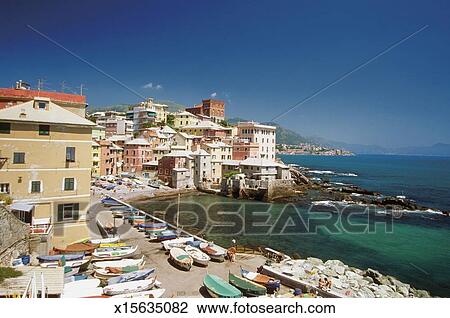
57 204 63 222
73 203 80 220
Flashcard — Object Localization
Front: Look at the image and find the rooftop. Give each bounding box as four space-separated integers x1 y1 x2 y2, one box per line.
125 138 150 146
0 99 95 127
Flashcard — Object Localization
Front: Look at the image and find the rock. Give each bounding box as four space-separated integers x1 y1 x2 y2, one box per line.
325 259 345 267
365 268 382 280
334 265 345 275
306 257 323 265
414 289 431 298
359 287 375 298
363 276 374 284
323 268 338 277
397 286 409 297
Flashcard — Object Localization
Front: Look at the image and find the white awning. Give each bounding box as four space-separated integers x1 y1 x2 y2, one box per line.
10 203 34 212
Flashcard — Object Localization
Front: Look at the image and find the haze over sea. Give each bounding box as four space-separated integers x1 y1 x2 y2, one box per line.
135 155 450 297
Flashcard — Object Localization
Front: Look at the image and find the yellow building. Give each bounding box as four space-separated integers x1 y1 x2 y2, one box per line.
0 97 95 247
201 141 232 183
92 140 101 177
173 111 199 129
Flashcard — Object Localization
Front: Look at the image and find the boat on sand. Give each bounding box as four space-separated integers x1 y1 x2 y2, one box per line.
111 289 165 298
93 256 145 269
185 246 210 266
92 245 137 258
203 274 242 298
199 242 226 262
169 247 193 271
103 277 156 296
107 268 155 285
241 267 280 292
90 237 120 245
228 272 266 297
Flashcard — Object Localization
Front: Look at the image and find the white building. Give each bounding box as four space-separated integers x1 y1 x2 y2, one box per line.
237 121 276 160
192 149 212 187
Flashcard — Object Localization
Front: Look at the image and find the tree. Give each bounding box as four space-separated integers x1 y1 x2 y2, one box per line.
166 114 175 127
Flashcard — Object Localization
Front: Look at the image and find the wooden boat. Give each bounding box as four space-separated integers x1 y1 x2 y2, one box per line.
103 277 156 296
93 256 145 269
107 268 155 285
185 246 210 266
90 237 120 245
150 230 177 242
94 264 145 279
62 279 102 298
162 236 194 250
169 247 193 271
241 268 280 291
92 245 137 258
199 242 227 262
101 198 124 206
64 266 80 278
203 274 242 298
40 257 90 269
53 242 98 255
111 289 165 298
37 253 85 263
138 222 167 231
99 242 127 248
228 272 266 297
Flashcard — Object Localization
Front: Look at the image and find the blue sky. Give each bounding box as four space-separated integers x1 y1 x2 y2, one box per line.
1 0 449 147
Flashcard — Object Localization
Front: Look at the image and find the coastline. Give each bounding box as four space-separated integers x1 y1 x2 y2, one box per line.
122 192 433 298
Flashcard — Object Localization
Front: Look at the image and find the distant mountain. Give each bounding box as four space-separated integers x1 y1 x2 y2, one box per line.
227 117 311 145
88 99 185 114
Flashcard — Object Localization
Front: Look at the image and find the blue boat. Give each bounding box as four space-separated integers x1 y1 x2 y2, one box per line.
107 268 156 285
151 230 177 242
138 222 167 230
37 253 85 263
101 198 124 206
186 240 203 248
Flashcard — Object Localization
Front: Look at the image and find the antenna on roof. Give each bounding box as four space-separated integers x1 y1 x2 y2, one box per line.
78 84 86 96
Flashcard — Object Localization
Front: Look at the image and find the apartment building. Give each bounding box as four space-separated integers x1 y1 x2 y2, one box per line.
0 97 95 247
179 120 231 138
237 122 276 160
192 149 212 187
232 139 260 160
126 106 156 132
173 111 200 129
139 98 168 124
92 140 101 177
157 151 194 188
98 140 123 176
186 99 225 123
122 138 152 173
201 141 232 183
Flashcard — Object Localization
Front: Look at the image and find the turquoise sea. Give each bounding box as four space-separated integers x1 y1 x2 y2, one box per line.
135 155 450 297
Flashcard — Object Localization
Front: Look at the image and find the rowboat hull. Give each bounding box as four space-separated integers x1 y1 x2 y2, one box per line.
241 268 281 292
162 237 194 250
93 256 145 269
92 246 137 258
203 274 242 298
40 257 90 270
90 237 120 245
169 247 193 271
185 246 210 267
107 268 155 285
111 289 165 298
38 253 85 263
103 278 156 296
199 243 226 263
229 272 266 297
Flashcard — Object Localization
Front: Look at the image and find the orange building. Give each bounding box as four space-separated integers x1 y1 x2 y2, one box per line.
186 99 225 123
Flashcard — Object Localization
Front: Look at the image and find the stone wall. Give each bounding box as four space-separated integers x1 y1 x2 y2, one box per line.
0 205 30 266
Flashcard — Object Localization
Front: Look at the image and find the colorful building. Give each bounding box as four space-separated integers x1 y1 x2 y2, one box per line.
186 99 225 123
237 121 276 160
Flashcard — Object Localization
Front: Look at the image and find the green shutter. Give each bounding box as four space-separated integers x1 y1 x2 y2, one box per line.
73 203 79 220
57 204 63 221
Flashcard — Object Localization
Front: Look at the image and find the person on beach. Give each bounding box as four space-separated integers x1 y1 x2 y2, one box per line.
227 246 236 262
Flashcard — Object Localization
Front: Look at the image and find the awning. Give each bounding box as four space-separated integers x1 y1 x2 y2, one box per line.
10 203 34 212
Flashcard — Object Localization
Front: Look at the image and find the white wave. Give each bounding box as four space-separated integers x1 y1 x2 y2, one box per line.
309 170 335 175
312 200 337 207
338 173 358 177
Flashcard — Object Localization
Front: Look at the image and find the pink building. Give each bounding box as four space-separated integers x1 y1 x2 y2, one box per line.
123 138 152 173
98 140 123 176
232 140 259 160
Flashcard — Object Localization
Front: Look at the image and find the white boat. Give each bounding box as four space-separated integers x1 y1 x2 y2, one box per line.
90 237 120 244
40 257 90 268
111 289 165 298
103 277 156 296
169 247 193 271
62 279 102 298
94 263 146 279
93 256 145 269
185 246 210 266
161 236 194 250
199 242 227 262
92 245 137 258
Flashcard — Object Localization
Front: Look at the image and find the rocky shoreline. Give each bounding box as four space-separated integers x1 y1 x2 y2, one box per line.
265 257 432 298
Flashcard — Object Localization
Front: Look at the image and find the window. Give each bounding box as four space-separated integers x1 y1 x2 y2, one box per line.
64 178 75 191
0 123 11 134
39 125 50 136
57 203 80 221
66 147 75 162
0 183 10 194
38 102 47 110
13 152 25 164
30 181 41 193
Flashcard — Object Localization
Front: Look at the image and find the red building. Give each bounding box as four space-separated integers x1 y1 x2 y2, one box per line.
186 99 225 123
157 152 193 185
232 140 260 160
123 138 152 173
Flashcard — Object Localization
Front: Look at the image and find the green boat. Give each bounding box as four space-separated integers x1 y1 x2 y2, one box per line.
203 274 242 298
229 272 267 297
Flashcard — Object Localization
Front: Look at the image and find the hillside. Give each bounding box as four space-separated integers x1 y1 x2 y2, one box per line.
88 99 185 114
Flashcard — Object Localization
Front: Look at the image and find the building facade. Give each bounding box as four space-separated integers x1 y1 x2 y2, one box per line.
122 138 152 173
186 99 225 123
0 97 94 247
237 122 276 160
